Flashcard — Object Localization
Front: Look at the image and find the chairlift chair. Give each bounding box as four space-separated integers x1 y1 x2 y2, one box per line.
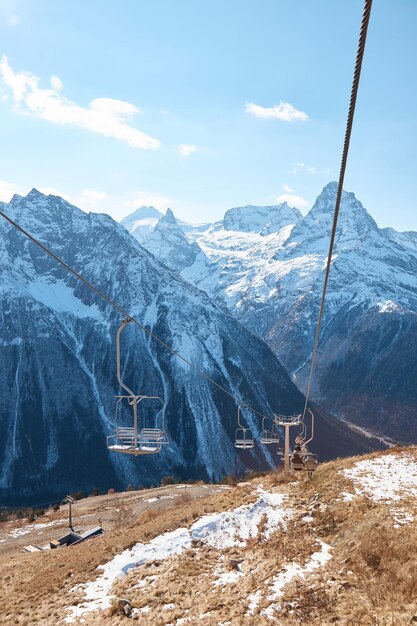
290 450 305 471
304 452 318 477
234 405 254 449
107 319 169 456
260 417 281 445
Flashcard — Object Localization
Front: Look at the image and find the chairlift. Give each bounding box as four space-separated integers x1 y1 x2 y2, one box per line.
107 319 169 456
299 409 315 455
290 449 304 471
234 404 254 449
304 452 318 477
260 417 281 445
292 410 319 475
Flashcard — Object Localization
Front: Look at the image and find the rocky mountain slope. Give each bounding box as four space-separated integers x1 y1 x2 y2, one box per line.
0 190 375 506
123 184 417 443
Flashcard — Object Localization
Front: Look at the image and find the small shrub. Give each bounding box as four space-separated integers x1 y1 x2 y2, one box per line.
140 508 157 523
220 475 238 486
71 491 85 501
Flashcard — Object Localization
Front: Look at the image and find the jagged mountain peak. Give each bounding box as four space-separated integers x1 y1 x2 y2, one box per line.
121 205 162 222
144 207 204 272
162 207 177 225
120 205 163 243
223 202 301 234
288 183 380 253
307 183 377 228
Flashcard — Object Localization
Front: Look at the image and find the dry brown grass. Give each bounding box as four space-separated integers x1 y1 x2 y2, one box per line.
1 448 417 625
0 482 259 626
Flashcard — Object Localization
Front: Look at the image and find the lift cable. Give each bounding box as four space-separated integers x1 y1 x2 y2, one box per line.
0 206 271 421
301 0 373 421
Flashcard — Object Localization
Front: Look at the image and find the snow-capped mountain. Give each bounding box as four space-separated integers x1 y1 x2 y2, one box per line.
223 202 301 235
122 183 417 443
120 206 163 243
0 189 374 505
143 208 206 273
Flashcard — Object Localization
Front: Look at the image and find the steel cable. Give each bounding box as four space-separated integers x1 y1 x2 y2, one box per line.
0 207 271 420
301 0 373 420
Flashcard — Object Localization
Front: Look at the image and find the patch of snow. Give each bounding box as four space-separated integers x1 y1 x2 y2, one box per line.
391 509 414 528
131 605 151 616
214 569 243 586
261 541 332 620
24 279 102 320
247 589 262 615
8 519 64 538
376 300 401 313
64 490 291 622
190 490 291 548
342 453 417 502
64 527 191 622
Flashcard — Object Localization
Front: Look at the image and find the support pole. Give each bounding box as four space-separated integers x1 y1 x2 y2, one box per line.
133 402 138 448
67 495 75 531
284 424 290 476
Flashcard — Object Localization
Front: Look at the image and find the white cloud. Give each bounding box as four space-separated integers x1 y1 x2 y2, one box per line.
291 161 330 175
124 190 172 212
178 144 198 157
245 101 308 122
38 186 71 200
0 180 27 202
283 184 293 192
276 193 309 210
50 75 63 91
0 55 160 149
8 14 21 26
0 180 173 221
73 189 110 210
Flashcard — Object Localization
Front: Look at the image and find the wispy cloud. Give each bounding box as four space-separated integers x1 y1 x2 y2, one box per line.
0 180 26 202
276 193 309 211
50 75 63 91
283 184 293 193
178 144 198 157
8 14 20 26
0 180 173 221
123 190 172 212
0 55 161 149
245 101 308 122
291 161 330 175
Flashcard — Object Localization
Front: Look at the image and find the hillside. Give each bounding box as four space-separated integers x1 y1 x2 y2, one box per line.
1 446 416 625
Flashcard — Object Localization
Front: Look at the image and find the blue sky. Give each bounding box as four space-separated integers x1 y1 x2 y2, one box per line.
0 0 416 230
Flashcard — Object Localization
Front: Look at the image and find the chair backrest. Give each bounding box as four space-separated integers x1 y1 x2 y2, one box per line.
141 428 164 442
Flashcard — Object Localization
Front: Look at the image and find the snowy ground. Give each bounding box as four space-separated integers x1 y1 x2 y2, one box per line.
342 452 417 527
6 519 64 539
253 541 332 619
64 489 291 623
